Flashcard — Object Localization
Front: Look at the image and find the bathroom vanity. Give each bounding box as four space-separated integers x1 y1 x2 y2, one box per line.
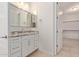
0 2 39 57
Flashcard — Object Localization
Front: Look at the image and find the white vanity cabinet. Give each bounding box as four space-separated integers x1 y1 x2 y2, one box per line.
21 35 29 57
9 36 21 57
21 33 38 57
28 34 35 53
0 2 38 57
34 32 39 49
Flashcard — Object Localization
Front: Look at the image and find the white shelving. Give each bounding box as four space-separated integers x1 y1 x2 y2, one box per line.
63 20 79 23
63 19 79 30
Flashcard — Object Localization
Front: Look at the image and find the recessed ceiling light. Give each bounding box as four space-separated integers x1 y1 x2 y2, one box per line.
66 8 78 13
66 4 79 13
72 7 78 11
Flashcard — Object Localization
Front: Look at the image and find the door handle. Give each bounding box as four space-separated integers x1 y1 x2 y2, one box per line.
0 35 7 38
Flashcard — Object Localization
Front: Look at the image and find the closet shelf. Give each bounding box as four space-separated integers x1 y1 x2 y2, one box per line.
63 20 79 23
63 29 79 31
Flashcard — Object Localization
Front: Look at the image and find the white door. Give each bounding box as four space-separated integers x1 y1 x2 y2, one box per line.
0 2 8 56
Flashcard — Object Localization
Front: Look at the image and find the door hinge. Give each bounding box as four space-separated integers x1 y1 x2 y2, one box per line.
56 2 58 5
56 44 58 48
56 16 58 19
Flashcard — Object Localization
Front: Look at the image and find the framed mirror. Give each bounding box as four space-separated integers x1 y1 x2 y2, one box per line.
27 13 32 27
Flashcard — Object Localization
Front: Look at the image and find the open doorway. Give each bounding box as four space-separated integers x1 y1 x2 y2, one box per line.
56 2 79 57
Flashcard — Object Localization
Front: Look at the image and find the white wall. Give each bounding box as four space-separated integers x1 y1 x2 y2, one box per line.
31 2 56 56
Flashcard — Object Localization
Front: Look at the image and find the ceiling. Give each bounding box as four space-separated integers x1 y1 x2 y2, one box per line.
58 2 79 15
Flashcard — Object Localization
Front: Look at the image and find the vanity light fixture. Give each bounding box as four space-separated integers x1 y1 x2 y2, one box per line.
20 2 24 5
72 7 78 11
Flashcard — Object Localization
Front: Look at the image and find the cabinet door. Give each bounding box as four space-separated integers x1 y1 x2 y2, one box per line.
28 35 35 52
34 33 39 49
10 37 21 57
20 10 28 26
10 51 21 57
8 3 19 26
22 36 28 56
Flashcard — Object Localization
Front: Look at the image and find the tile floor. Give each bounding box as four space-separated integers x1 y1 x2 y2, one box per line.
55 39 79 57
29 50 50 57
29 39 79 57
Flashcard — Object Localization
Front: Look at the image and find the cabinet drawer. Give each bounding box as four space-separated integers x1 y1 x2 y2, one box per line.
10 51 21 57
22 36 29 56
22 36 28 48
10 37 21 54
28 34 35 38
28 39 35 51
34 42 38 48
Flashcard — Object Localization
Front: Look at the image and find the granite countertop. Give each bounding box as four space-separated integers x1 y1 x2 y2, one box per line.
8 30 39 38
